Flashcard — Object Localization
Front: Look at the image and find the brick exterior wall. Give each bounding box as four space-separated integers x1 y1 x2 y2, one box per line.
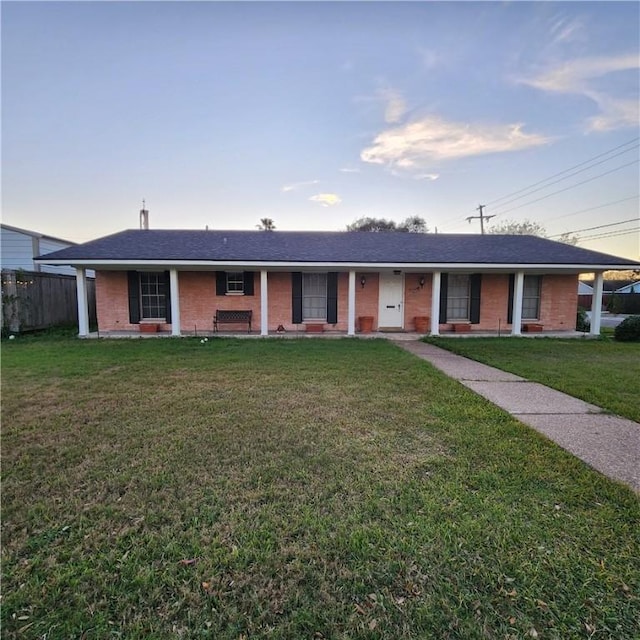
95 270 578 333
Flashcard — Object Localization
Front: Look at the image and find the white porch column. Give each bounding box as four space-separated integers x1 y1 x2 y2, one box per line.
430 271 441 336
347 270 356 336
75 268 90 337
260 270 268 336
590 272 604 336
169 269 180 336
511 271 524 336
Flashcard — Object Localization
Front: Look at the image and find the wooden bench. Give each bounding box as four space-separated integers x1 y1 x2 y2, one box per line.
213 309 252 333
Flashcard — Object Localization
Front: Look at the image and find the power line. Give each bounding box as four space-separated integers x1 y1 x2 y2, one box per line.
435 139 640 233
548 218 640 238
488 145 639 213
438 194 640 234
489 159 640 218
540 195 639 223
485 136 640 208
578 228 640 242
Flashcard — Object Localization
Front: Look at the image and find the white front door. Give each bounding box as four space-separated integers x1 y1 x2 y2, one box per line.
378 272 404 328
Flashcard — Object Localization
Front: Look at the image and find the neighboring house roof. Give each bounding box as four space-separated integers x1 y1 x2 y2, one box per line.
578 281 593 294
1 223 79 246
37 229 639 270
614 280 640 293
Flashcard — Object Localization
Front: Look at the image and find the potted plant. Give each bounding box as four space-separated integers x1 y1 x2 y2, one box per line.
359 316 374 333
414 316 430 333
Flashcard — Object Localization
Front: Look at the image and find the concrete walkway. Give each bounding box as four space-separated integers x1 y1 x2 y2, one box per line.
393 340 640 493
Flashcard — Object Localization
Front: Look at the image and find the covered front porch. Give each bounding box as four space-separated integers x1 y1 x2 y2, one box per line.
76 268 603 337
73 265 607 339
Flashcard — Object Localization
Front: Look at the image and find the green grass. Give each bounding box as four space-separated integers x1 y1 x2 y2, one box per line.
2 336 639 639
426 336 640 423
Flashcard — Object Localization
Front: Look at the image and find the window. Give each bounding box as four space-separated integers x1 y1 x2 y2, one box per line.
139 272 166 319
302 273 327 320
226 271 244 294
522 275 541 319
446 274 470 321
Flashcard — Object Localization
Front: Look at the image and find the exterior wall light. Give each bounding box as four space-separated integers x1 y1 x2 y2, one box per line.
419 276 425 288
360 275 367 288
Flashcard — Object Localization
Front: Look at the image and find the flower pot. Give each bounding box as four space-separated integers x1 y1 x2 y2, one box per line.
414 316 430 333
359 316 374 333
305 323 324 333
139 323 159 333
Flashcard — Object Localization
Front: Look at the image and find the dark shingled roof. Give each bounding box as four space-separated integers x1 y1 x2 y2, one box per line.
37 229 637 267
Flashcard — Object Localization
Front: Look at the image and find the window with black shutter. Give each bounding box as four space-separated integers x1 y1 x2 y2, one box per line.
215 271 255 295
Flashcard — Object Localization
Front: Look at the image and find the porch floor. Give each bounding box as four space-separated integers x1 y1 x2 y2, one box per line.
84 329 590 340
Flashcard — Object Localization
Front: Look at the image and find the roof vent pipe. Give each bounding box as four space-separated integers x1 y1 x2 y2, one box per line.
140 200 149 230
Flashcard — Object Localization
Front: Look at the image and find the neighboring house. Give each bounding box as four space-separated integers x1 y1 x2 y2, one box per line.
37 229 640 337
614 280 640 294
1 223 78 276
1 224 96 332
578 281 593 295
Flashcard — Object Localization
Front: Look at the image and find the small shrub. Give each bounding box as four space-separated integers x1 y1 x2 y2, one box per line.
576 307 590 332
614 315 640 342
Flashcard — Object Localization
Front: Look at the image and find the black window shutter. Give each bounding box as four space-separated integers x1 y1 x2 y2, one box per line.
164 271 172 323
507 274 515 324
439 273 448 324
216 271 226 296
243 272 254 296
469 274 482 324
292 272 303 324
127 271 140 324
327 272 338 324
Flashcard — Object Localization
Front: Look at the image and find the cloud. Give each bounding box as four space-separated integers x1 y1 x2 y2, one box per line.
360 116 550 172
309 193 342 207
548 15 585 45
585 95 639 133
340 166 360 173
521 54 638 93
417 47 440 70
518 54 639 132
281 179 319 193
378 88 407 124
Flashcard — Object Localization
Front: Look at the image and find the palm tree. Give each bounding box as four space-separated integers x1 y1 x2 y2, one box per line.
257 218 276 231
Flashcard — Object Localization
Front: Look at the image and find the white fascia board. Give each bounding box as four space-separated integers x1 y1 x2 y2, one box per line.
34 258 639 271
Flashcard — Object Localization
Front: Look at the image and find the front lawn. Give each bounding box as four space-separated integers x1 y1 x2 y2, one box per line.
2 337 639 639
426 337 640 423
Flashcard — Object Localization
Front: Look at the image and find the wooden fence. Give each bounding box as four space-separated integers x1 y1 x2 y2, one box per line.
578 293 640 314
1 269 96 333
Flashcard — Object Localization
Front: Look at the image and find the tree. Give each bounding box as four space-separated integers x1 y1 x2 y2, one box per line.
347 217 397 232
487 219 577 245
257 218 276 231
347 216 428 233
398 215 429 233
486 219 546 236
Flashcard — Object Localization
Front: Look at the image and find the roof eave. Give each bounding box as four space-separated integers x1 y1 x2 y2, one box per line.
33 258 640 272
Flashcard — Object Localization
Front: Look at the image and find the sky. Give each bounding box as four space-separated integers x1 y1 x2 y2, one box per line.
2 1 639 260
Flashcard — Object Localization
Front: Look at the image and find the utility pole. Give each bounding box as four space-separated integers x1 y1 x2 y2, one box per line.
466 204 495 234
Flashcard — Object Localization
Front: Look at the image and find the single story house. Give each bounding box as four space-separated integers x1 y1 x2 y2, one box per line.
36 229 639 337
